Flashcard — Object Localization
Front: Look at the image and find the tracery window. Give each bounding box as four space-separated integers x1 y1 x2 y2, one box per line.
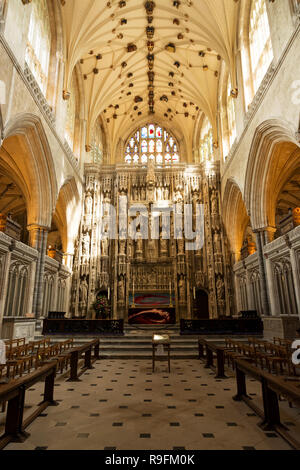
125 124 180 165
249 0 273 94
25 0 51 95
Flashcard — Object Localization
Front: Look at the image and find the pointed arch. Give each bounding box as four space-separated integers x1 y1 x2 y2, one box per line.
1 113 58 227
223 178 250 261
244 118 300 230
53 177 81 253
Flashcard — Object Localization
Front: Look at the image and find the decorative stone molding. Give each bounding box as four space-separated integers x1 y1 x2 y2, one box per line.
0 230 12 252
12 239 38 263
63 140 79 170
44 255 60 273
24 64 55 126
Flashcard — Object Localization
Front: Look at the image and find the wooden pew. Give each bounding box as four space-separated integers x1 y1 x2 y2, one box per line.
0 362 58 450
198 338 228 379
232 358 300 449
66 339 100 382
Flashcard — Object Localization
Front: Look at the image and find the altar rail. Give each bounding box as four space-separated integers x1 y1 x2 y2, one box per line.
42 319 124 336
180 318 263 335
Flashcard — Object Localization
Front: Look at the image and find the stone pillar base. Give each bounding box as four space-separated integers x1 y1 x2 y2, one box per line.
262 315 300 341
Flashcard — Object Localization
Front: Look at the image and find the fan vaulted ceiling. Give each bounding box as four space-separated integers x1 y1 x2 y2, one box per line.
61 0 240 157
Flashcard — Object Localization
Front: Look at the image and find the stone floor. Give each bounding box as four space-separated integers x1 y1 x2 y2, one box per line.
2 358 300 450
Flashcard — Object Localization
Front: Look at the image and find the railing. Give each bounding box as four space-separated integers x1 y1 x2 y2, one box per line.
42 318 124 336
0 362 57 450
180 318 263 335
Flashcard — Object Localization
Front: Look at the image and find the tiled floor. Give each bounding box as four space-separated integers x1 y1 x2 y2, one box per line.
2 359 300 450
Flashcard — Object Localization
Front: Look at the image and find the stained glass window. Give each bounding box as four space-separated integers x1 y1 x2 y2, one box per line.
124 124 180 166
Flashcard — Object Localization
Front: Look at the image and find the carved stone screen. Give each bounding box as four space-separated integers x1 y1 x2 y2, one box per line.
71 127 233 323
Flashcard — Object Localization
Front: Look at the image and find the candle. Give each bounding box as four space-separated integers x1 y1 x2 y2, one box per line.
108 287 110 300
193 287 196 300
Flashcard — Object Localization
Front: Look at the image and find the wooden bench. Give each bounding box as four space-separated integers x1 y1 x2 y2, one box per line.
198 338 228 379
233 358 300 449
0 362 58 450
67 339 100 382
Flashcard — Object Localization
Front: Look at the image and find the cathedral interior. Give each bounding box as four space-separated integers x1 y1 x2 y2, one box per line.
0 0 300 453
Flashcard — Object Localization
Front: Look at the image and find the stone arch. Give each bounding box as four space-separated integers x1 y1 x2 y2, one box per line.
1 113 57 228
244 118 300 230
52 176 81 254
223 178 250 261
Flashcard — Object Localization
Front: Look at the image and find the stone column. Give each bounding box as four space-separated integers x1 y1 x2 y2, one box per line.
27 224 49 318
264 256 279 316
254 230 270 316
0 233 12 336
290 248 300 316
233 272 242 314
244 265 254 311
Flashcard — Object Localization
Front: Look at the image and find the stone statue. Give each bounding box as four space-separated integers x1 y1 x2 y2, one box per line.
132 186 137 201
214 232 222 254
216 277 225 301
211 191 218 214
82 232 90 256
85 192 93 215
79 277 88 315
136 229 143 255
175 189 183 203
147 158 155 184
127 239 133 258
164 186 169 200
177 238 185 254
178 275 186 301
157 185 162 201
118 277 125 301
119 239 126 255
101 237 109 256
